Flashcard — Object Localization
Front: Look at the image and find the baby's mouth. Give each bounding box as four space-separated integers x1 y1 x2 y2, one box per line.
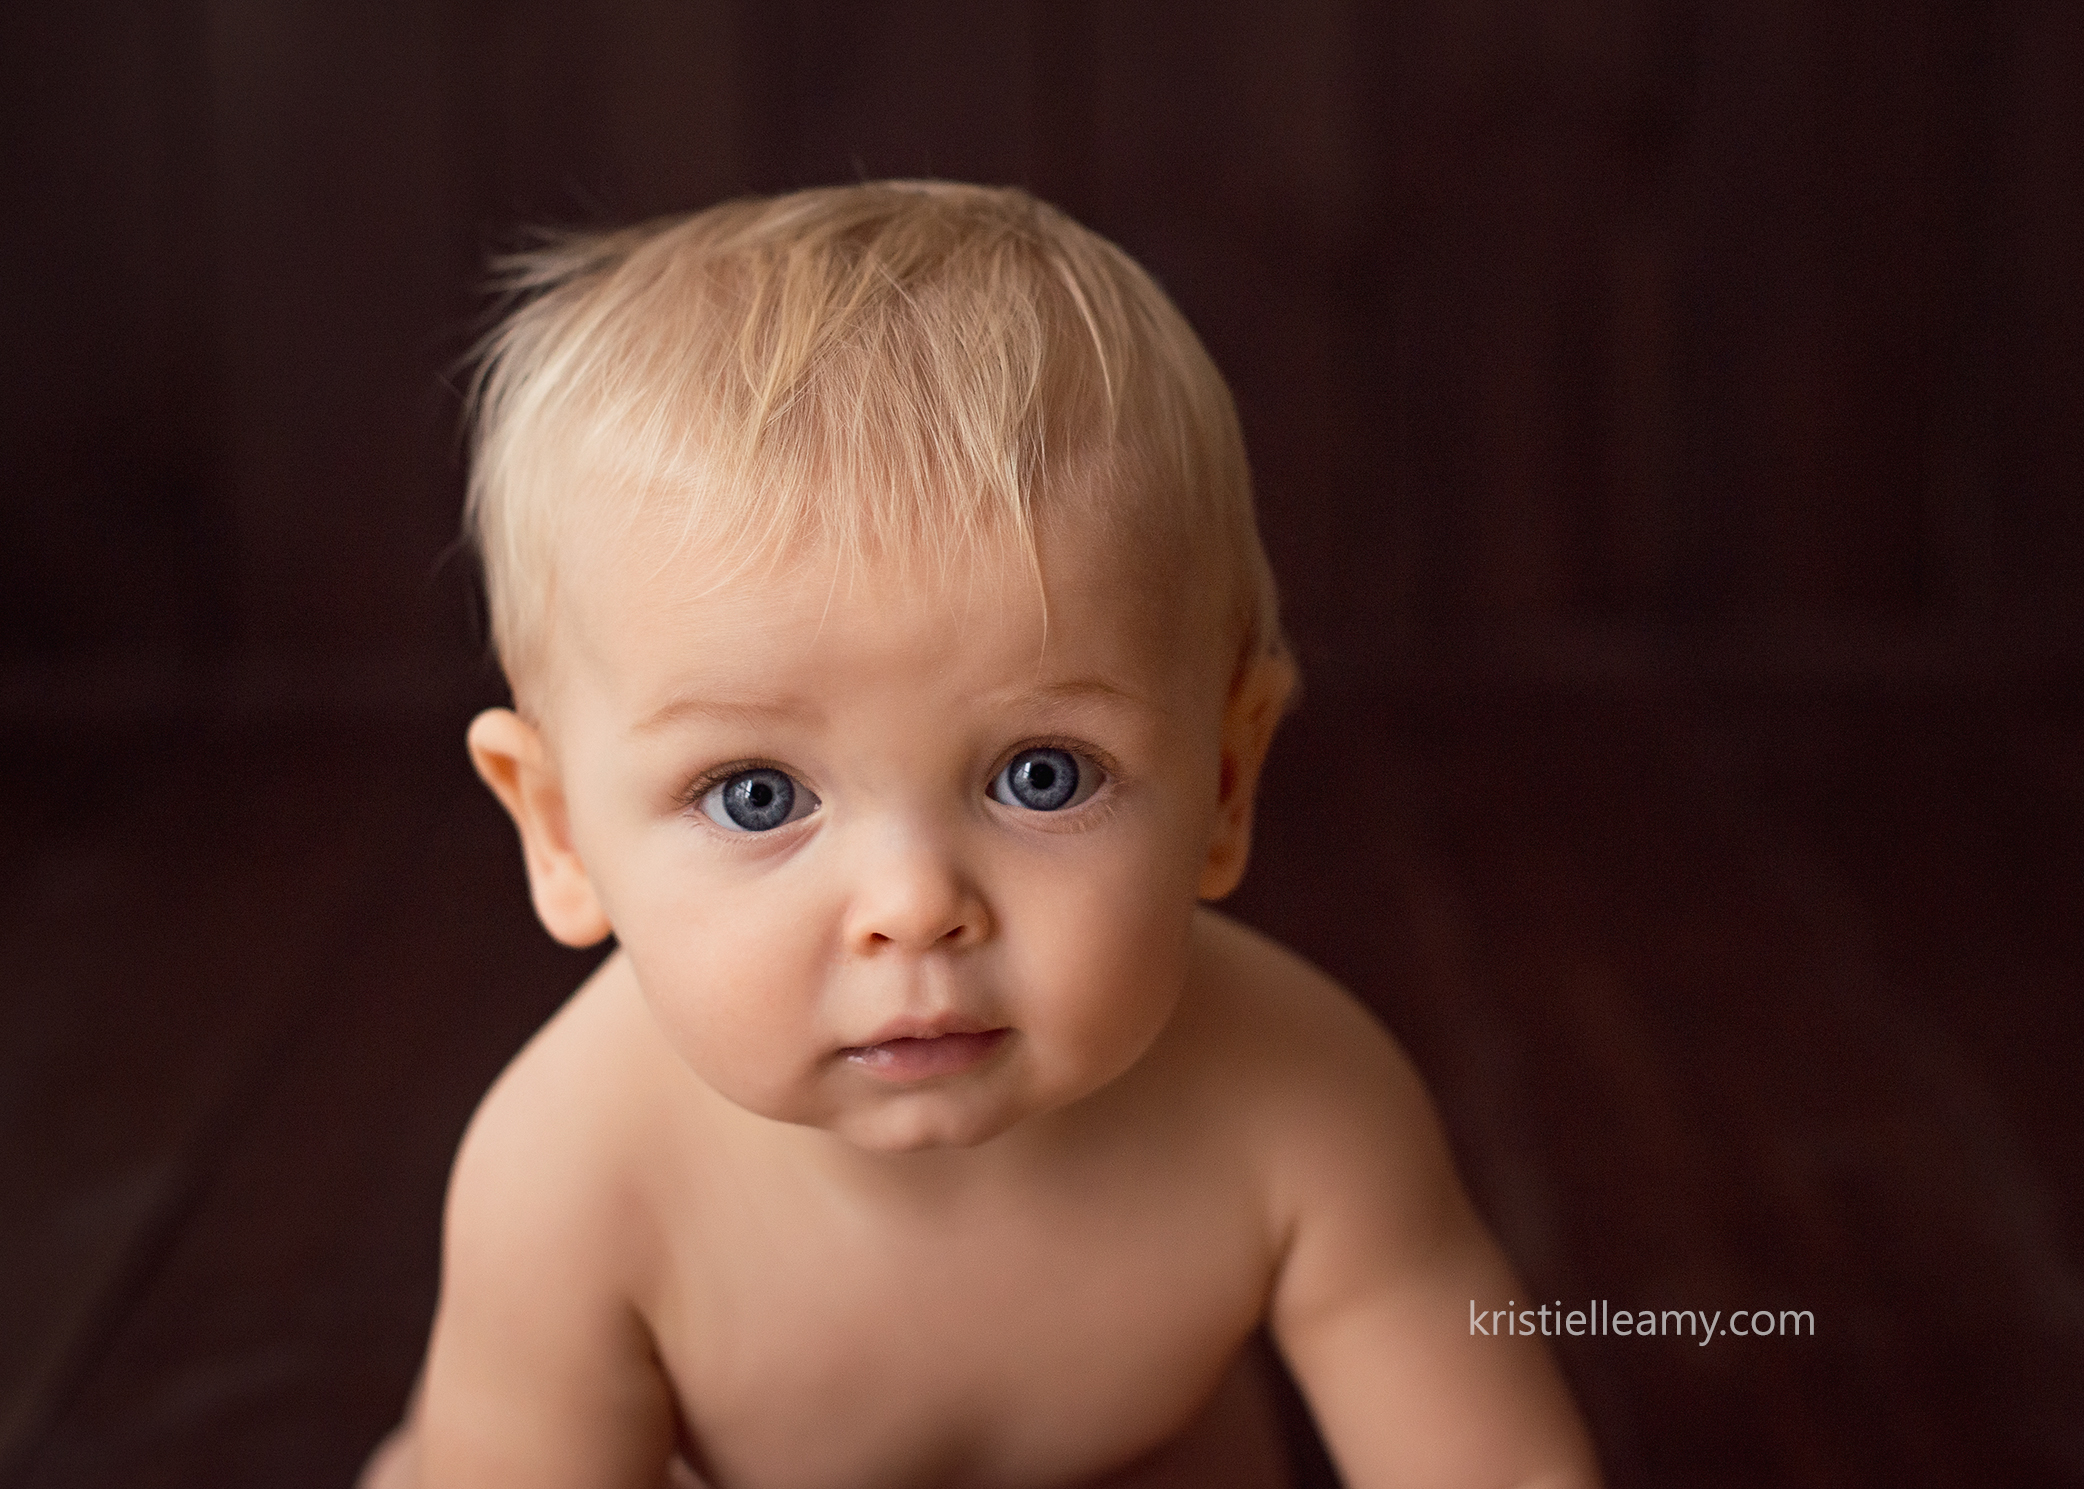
841 1029 1009 1082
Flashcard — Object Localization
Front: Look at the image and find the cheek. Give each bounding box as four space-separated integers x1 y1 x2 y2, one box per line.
1000 828 1200 1061
600 838 836 1116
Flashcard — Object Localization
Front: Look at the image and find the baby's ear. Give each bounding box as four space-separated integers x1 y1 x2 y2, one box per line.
466 708 613 948
1197 647 1299 901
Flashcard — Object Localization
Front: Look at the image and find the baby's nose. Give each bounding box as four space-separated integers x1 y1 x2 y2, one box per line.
840 826 989 954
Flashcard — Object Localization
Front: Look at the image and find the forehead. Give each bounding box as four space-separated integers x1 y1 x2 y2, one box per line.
545 508 1225 725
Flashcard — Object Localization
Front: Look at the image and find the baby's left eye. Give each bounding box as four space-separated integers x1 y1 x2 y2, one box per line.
989 747 1102 813
699 767 819 832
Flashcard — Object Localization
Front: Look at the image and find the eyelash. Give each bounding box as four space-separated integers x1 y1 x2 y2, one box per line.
990 736 1116 795
992 747 1118 835
679 759 792 810
678 739 1121 823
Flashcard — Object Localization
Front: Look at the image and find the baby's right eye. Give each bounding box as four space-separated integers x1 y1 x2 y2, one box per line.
699 768 819 832
989 747 1100 813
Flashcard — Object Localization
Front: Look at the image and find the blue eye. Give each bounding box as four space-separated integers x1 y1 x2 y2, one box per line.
701 768 816 832
990 748 1092 812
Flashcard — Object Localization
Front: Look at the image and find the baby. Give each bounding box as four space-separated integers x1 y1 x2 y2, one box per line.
363 182 1600 1489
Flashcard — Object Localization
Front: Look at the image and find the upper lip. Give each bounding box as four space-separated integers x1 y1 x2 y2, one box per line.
842 1016 1004 1050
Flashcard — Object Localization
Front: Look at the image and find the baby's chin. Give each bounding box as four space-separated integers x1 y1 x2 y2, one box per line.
811 1090 1035 1153
699 1043 1129 1154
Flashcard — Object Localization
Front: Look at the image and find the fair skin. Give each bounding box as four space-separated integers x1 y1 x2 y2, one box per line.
365 509 1602 1489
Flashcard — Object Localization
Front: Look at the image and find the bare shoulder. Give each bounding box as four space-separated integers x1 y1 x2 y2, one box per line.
448 949 664 1246
419 950 681 1482
1190 914 1606 1487
1185 909 1435 1130
448 950 675 1276
1182 908 1464 1263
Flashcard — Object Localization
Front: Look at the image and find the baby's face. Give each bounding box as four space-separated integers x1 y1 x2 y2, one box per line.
526 518 1246 1152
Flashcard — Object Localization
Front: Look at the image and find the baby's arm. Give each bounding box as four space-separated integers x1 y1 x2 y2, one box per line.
401 1008 682 1488
1241 950 1600 1485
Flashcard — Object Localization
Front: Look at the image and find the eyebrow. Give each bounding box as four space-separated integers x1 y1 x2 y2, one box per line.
631 675 1152 737
1006 676 1151 710
631 693 820 736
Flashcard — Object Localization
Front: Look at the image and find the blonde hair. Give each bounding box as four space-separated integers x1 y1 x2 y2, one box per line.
464 180 1280 709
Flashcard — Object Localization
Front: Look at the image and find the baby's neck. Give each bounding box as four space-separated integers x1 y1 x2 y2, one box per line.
704 1056 1167 1227
776 1099 1100 1216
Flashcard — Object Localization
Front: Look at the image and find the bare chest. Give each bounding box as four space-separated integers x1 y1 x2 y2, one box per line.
649 1169 1274 1489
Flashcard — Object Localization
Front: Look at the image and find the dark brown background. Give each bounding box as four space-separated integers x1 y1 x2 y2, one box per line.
2 3 2079 1487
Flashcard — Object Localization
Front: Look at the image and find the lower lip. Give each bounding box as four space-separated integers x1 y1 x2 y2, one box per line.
842 1030 1009 1082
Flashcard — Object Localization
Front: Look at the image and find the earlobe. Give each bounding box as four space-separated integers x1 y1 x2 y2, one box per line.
1197 649 1298 901
466 708 614 948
